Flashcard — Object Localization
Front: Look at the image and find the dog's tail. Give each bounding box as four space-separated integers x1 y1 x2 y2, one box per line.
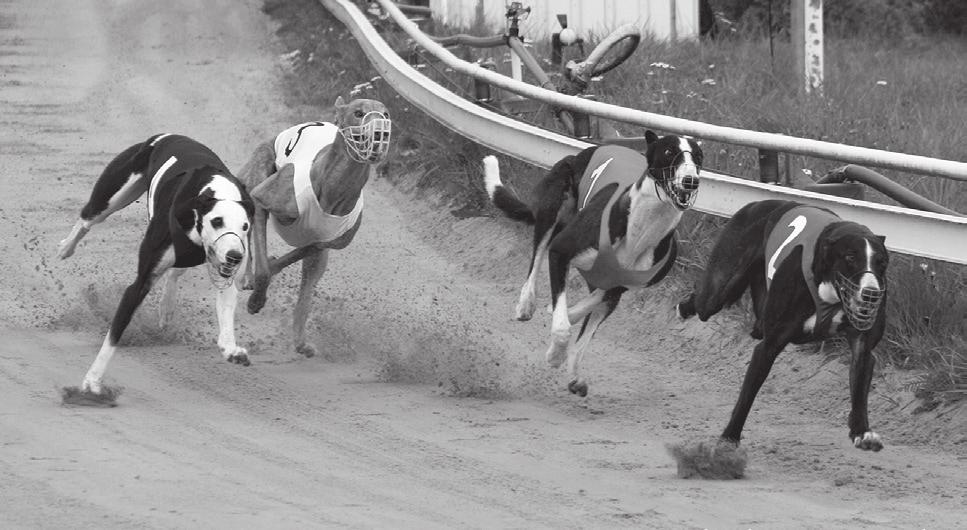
482 155 534 224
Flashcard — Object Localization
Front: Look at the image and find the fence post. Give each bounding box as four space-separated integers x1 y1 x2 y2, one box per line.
473 59 496 103
758 149 780 183
791 0 824 95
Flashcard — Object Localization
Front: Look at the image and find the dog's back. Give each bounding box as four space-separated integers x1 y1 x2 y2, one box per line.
679 200 800 320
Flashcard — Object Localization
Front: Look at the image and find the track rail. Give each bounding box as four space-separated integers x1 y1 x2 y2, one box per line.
320 0 967 265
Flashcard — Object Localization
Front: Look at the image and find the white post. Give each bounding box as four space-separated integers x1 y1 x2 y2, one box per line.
510 50 523 82
669 0 678 41
791 0 824 95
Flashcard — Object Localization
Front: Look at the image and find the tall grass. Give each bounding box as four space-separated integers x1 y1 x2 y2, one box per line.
266 0 967 400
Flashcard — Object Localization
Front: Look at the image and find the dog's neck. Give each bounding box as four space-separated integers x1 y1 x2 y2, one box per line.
310 134 372 216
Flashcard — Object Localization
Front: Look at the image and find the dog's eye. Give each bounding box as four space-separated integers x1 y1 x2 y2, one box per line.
664 149 672 157
844 254 856 264
354 110 365 118
242 222 250 232
211 217 224 229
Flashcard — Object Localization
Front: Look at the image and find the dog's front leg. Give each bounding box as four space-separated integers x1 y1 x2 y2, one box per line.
720 331 792 445
158 267 186 329
846 330 882 451
567 289 606 324
82 253 172 394
566 288 623 397
246 207 271 314
216 282 249 366
292 248 329 358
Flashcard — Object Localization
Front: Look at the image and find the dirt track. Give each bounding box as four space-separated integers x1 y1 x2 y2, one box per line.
1 0 965 527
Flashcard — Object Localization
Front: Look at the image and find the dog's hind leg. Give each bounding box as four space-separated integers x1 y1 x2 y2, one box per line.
158 267 186 329
566 288 623 397
58 140 155 259
515 228 552 321
292 248 329 358
544 239 575 368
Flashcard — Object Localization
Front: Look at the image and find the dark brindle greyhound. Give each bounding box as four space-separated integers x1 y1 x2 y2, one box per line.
238 97 391 357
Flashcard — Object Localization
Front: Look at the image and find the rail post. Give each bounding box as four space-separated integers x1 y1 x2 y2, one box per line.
758 148 780 184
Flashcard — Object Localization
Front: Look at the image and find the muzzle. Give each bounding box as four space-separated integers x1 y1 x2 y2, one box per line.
339 111 392 163
834 271 885 331
205 232 245 290
653 153 700 210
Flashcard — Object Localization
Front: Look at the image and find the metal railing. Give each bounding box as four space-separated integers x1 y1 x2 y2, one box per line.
319 0 967 265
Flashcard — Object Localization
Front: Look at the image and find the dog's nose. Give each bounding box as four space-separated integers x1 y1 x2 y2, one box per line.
225 249 243 265
682 174 700 191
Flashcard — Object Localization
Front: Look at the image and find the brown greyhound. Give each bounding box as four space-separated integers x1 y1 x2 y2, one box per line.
237 97 391 357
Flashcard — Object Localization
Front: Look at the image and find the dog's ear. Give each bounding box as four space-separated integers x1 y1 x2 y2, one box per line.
813 226 839 276
876 234 886 245
334 96 346 110
644 130 659 146
238 196 256 220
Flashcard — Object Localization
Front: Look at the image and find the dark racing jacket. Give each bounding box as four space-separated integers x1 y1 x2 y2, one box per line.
575 145 674 290
764 205 843 337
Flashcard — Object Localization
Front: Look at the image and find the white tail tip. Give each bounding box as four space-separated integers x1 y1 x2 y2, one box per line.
482 155 501 197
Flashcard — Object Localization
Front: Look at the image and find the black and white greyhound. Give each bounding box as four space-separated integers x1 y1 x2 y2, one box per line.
676 199 889 450
58 133 255 397
484 132 702 396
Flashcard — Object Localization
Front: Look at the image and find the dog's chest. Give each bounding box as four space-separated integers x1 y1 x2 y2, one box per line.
801 281 846 336
573 195 681 271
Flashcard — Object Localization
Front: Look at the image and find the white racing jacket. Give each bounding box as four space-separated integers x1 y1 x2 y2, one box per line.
270 122 364 247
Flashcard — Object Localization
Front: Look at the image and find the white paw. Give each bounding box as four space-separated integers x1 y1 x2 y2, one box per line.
853 431 883 452
221 345 251 366
56 239 75 260
545 329 569 368
514 295 536 321
81 376 102 395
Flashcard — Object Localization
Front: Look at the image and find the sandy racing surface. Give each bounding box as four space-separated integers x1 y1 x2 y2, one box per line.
1 0 965 527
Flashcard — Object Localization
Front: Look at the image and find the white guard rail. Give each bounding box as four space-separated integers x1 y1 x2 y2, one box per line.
321 0 967 265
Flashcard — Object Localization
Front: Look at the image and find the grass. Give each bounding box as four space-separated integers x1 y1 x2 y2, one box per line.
264 0 967 401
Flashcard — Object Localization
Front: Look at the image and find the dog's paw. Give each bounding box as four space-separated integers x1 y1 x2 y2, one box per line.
81 377 102 395
852 431 883 452
675 299 696 320
296 342 317 358
223 346 251 367
247 290 267 314
56 240 75 260
545 340 568 368
568 379 589 397
514 292 536 321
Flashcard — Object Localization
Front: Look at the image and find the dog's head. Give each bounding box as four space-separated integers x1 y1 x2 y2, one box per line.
644 130 703 210
178 182 255 286
334 96 392 164
816 223 889 331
